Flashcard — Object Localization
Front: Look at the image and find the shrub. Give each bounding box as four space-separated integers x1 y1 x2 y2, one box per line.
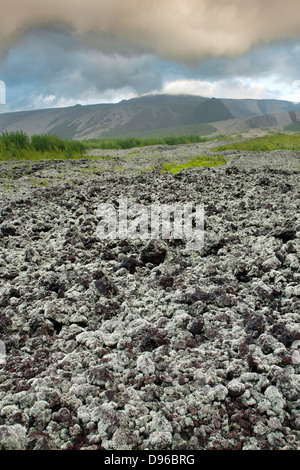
0 131 85 161
81 134 211 150
1 130 30 150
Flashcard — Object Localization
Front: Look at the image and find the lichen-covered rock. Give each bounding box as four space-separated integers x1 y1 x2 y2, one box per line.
148 431 173 450
227 379 246 397
136 353 156 375
0 424 27 450
264 386 286 414
0 146 299 450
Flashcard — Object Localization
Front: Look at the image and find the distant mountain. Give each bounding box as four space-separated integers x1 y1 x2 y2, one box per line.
0 94 300 139
220 98 300 119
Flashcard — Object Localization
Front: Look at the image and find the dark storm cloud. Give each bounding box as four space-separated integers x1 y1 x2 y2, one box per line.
194 40 300 81
2 29 300 111
0 29 170 110
1 1 300 110
1 0 300 63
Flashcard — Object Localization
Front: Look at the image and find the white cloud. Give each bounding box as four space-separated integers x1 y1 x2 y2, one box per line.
1 0 300 64
159 78 270 100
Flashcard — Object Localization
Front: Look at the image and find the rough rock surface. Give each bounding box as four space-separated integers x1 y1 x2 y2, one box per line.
0 145 299 450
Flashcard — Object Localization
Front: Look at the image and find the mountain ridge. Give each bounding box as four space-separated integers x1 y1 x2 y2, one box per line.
0 94 300 139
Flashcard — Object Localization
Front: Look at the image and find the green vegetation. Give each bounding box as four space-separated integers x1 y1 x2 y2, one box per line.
212 132 300 152
29 176 50 187
0 130 245 161
284 123 300 132
4 129 297 164
160 153 227 174
81 133 243 150
81 134 212 150
0 130 85 161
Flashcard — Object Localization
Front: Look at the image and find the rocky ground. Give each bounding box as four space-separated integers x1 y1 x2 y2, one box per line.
0 144 299 450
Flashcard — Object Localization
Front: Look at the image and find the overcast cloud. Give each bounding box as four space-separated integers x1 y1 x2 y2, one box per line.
1 1 300 111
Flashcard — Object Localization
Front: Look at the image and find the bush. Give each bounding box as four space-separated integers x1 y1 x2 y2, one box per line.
1 130 30 150
31 134 63 152
0 131 85 161
81 134 211 150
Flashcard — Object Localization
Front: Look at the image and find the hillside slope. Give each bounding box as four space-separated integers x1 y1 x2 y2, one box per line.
0 94 300 139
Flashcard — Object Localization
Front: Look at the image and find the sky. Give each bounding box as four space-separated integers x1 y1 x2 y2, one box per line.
0 0 300 112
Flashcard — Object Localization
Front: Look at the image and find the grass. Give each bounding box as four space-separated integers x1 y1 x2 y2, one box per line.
29 176 50 187
0 130 245 162
160 153 227 174
211 132 300 152
81 134 212 150
3 129 298 165
81 133 244 150
284 123 300 132
0 130 85 161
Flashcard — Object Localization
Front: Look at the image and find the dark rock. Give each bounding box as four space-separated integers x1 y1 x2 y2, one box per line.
216 294 235 307
234 264 250 282
140 327 169 352
101 250 116 261
52 408 75 428
181 288 216 305
226 166 239 175
0 223 17 237
95 301 119 320
280 183 292 192
2 271 19 280
93 269 105 280
140 240 167 266
270 323 300 347
6 287 20 299
38 273 65 294
188 301 206 316
203 237 227 256
0 294 9 308
0 315 12 331
31 222 52 233
24 247 36 263
227 380 246 397
258 177 270 186
49 319 63 335
94 276 118 297
159 276 174 288
105 390 117 401
188 318 204 336
88 366 110 386
80 236 98 249
274 228 296 243
247 354 259 372
120 257 140 273
245 315 266 338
